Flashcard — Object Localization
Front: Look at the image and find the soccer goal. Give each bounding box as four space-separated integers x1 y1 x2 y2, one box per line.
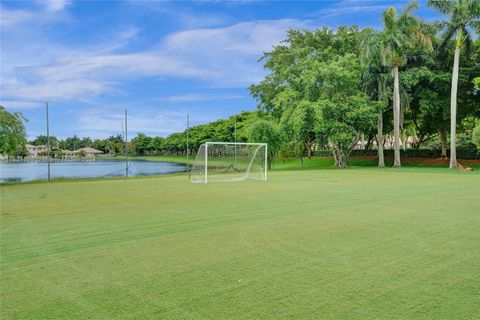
189 142 267 183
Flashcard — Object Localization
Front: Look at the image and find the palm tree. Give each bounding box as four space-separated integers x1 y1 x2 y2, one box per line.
381 2 432 167
428 0 480 169
361 32 390 168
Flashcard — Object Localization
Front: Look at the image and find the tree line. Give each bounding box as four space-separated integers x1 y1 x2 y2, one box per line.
249 0 479 168
1 1 479 168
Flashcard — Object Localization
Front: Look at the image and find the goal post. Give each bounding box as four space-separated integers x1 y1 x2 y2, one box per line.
189 142 267 183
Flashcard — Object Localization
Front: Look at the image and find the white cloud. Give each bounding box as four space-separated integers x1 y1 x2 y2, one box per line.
1 17 310 102
35 53 209 82
43 0 72 12
84 26 141 54
163 19 304 55
318 5 390 18
158 93 244 103
76 109 189 138
2 53 213 101
159 19 311 86
0 100 44 110
2 79 115 101
305 0 399 21
0 6 33 28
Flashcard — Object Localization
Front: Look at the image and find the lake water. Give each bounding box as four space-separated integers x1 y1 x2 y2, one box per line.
0 160 187 183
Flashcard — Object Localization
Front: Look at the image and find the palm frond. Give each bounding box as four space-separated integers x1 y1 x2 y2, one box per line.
412 26 433 51
403 1 419 16
462 30 473 57
439 24 458 50
437 20 450 30
382 7 397 32
466 0 480 18
359 32 379 64
470 20 480 34
427 0 455 15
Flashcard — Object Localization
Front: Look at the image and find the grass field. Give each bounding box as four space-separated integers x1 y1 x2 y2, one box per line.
1 168 480 319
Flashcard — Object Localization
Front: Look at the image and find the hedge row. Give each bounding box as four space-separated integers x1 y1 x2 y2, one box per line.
313 147 480 160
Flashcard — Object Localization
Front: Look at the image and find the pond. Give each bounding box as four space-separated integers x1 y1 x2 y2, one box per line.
0 160 187 183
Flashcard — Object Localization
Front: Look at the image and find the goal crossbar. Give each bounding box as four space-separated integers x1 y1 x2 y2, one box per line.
189 142 267 183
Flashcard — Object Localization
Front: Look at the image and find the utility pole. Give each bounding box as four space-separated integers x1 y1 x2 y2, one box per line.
46 102 51 181
125 109 128 178
186 114 189 172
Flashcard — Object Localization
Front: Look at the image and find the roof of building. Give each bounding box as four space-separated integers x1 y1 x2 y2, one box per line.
26 144 48 149
73 147 104 154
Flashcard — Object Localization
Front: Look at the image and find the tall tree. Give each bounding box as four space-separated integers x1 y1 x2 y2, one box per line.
131 133 152 156
31 135 59 148
428 0 480 168
0 106 28 157
381 2 432 167
280 100 320 164
148 136 165 154
247 118 283 169
60 135 81 150
361 31 392 167
250 27 377 168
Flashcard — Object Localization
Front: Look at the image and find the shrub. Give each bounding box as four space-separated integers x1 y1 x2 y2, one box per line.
473 126 480 150
313 148 479 159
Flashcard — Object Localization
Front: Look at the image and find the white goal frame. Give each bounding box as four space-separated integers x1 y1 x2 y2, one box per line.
189 142 267 183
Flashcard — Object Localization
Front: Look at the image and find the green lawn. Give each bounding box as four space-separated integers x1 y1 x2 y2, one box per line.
1 169 480 319
111 154 480 170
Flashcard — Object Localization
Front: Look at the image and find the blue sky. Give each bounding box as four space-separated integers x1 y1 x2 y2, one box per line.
0 0 441 140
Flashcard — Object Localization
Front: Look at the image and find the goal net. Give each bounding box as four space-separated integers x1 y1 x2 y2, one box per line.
189 142 267 183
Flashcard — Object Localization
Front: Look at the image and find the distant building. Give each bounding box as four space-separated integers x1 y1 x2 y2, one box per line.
26 144 50 157
61 150 74 158
73 147 104 157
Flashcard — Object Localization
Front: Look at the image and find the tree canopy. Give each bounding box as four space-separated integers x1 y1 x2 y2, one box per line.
0 106 28 157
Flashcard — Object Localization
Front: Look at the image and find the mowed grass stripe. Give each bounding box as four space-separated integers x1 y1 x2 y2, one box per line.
1 169 479 319
2 170 472 264
0 170 476 266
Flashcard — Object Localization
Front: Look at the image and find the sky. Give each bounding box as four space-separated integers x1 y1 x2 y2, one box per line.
0 0 441 140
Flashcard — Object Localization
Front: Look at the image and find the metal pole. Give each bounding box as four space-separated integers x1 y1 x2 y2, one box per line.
46 102 51 181
265 143 268 181
125 109 128 178
234 116 237 162
204 143 208 183
186 114 189 172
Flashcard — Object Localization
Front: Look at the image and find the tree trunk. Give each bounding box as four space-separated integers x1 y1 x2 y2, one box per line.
393 66 401 168
377 80 385 168
401 129 407 151
332 148 338 167
365 137 373 150
306 143 312 158
449 45 460 169
377 112 385 168
333 146 348 168
439 127 448 159
360 132 365 150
